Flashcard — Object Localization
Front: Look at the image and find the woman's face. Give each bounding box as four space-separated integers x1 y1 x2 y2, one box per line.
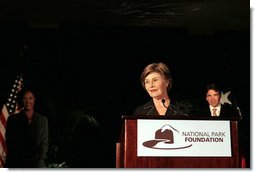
23 91 35 111
144 72 169 99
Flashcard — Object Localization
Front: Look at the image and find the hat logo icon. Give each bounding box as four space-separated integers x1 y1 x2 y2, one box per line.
142 124 192 150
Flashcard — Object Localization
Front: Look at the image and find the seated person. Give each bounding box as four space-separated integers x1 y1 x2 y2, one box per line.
196 83 240 119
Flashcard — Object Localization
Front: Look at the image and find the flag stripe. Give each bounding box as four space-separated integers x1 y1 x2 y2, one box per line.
0 75 23 167
0 106 8 167
0 105 8 129
0 154 4 168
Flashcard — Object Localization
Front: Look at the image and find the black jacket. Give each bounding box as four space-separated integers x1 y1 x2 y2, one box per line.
196 103 241 119
133 99 188 116
4 111 48 168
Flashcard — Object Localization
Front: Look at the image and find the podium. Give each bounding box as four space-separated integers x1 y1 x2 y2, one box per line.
116 116 241 168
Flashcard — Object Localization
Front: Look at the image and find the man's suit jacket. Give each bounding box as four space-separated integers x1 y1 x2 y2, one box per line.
196 103 240 119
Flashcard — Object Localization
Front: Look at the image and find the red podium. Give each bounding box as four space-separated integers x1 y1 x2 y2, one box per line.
116 116 241 168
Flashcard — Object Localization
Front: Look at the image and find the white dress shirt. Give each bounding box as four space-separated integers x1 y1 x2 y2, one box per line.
209 105 221 117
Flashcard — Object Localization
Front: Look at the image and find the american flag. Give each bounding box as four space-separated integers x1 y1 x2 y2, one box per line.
0 75 23 167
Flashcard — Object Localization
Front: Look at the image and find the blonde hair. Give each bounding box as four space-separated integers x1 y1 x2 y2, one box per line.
140 62 172 92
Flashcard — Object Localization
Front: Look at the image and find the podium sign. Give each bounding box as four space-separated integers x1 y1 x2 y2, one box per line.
116 116 241 168
137 119 231 157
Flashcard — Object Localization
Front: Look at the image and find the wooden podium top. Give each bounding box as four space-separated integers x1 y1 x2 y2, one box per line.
121 115 241 121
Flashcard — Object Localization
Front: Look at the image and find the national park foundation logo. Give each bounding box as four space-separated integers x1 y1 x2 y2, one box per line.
142 124 192 150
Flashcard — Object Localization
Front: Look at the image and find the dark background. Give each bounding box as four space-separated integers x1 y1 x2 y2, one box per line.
0 0 250 168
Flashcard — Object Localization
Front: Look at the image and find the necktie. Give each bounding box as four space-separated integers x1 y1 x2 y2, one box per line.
212 108 217 116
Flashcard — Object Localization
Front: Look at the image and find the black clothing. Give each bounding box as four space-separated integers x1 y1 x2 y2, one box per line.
134 99 189 116
4 111 48 168
196 103 241 119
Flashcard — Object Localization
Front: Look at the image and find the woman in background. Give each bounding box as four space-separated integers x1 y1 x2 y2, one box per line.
4 88 48 168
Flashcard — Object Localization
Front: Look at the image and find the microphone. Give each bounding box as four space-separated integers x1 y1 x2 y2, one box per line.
162 99 168 109
162 99 189 116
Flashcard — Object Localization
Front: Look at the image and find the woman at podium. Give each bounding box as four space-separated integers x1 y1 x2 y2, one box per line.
133 62 188 116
